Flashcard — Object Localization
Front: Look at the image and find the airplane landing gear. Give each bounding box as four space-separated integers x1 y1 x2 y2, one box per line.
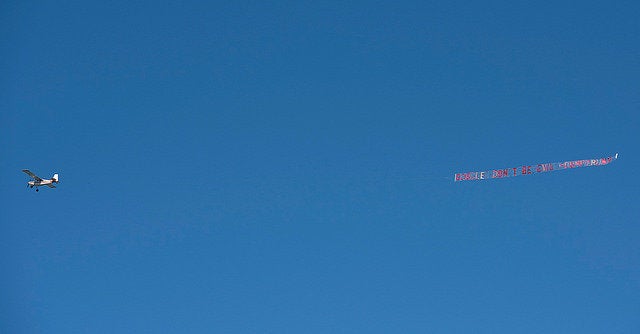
36 188 39 192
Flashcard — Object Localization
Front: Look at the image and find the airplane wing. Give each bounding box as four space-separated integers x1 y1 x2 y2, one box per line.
22 169 43 181
46 184 56 188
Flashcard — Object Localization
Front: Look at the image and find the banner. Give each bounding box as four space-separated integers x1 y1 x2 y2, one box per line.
454 154 618 182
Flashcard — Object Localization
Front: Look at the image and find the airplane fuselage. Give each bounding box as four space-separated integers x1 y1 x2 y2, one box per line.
28 179 56 187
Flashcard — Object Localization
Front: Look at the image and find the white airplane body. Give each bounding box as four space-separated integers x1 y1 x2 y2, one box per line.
23 169 59 192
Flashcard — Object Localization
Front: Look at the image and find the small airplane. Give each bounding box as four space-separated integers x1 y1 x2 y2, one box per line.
23 169 59 192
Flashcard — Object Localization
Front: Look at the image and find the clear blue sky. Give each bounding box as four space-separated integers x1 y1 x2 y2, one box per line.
2 1 639 332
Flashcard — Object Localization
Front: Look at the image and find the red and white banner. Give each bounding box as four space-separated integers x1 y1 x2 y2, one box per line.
454 154 618 182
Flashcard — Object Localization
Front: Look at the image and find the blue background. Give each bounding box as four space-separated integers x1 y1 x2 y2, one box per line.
2 1 638 332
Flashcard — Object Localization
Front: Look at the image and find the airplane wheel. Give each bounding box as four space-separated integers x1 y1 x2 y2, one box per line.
36 188 39 192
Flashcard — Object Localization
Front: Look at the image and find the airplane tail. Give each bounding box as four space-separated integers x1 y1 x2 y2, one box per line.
52 173 59 182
